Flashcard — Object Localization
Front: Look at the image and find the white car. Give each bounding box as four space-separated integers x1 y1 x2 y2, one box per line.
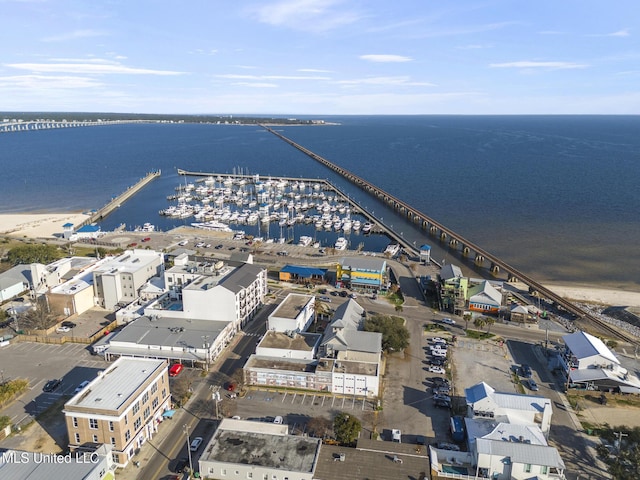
441 318 456 325
391 429 402 443
431 350 447 358
73 380 90 394
56 326 71 333
274 416 284 424
428 366 446 374
430 337 447 344
190 436 203 451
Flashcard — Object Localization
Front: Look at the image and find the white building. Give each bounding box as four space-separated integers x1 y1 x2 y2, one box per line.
267 293 315 333
465 382 553 437
0 445 115 480
560 330 640 393
63 357 171 468
0 265 30 302
198 418 321 480
256 330 321 360
93 249 164 310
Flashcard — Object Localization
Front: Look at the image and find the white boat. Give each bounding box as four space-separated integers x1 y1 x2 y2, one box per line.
362 222 373 233
334 237 348 250
352 220 361 231
384 243 401 256
298 236 313 247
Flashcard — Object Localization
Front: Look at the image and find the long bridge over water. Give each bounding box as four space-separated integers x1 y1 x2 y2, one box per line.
262 125 637 343
0 119 153 133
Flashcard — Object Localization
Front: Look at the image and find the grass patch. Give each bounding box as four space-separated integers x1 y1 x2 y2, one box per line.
423 323 447 332
464 329 495 340
0 379 30 409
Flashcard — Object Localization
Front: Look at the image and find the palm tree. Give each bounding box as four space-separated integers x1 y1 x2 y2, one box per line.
484 317 496 333
463 312 472 331
473 317 486 332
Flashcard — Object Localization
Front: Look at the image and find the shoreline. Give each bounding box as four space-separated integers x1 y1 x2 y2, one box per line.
1 212 639 309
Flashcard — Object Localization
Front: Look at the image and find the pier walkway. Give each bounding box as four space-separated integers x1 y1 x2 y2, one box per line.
0 119 153 133
262 125 636 343
81 170 161 227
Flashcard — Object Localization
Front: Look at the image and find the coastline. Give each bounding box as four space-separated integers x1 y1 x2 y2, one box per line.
1 212 639 309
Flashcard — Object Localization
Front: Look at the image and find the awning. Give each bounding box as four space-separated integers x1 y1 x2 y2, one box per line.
162 409 176 418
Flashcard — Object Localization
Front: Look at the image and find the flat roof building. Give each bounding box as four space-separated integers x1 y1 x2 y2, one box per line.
198 419 321 480
63 357 170 467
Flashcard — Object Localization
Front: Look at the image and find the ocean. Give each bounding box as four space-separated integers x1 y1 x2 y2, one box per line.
2 115 639 291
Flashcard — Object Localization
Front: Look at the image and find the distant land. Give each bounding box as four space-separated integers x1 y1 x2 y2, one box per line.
0 112 328 126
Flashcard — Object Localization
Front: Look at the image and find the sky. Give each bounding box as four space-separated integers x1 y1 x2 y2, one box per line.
1 0 639 115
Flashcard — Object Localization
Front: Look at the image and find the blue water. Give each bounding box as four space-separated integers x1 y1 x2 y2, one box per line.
2 116 639 290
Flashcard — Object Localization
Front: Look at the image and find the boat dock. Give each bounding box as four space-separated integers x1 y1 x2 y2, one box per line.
81 170 161 226
262 125 636 343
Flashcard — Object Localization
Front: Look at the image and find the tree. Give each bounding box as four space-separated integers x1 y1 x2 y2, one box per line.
333 412 361 445
484 317 496 333
307 416 333 438
364 314 409 353
7 244 60 266
463 312 472 330
473 317 486 331
19 297 56 331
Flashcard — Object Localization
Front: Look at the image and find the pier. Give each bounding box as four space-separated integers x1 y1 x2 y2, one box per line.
81 170 161 226
262 125 636 343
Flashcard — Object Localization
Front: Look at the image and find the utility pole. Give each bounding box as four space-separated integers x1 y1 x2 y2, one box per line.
183 424 194 474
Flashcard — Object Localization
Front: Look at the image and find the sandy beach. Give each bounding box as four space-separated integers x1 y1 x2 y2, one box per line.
0 212 91 239
1 212 640 308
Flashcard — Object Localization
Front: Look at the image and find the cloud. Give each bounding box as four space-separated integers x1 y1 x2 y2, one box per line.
189 49 218 55
588 29 630 38
456 44 491 50
247 0 361 33
298 68 333 73
336 76 435 87
489 61 588 70
231 82 278 88
214 73 330 81
5 61 185 76
360 54 412 63
0 74 104 89
41 29 108 43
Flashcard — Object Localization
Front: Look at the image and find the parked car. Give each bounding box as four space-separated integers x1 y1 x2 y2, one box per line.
214 244 224 249
169 364 184 377
142 237 151 242
349 293 357 299
190 437 203 452
441 317 456 325
430 337 447 344
428 366 446 374
434 386 451 395
416 435 426 445
43 379 61 392
431 350 447 358
391 429 402 443
527 379 539 391
520 364 532 378
274 416 284 424
434 442 460 451
61 321 76 328
318 296 332 302
73 380 90 395
434 398 452 409
432 377 450 386
433 393 451 403
56 326 71 333
429 358 445 367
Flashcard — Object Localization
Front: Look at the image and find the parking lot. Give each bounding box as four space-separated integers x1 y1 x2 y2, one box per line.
0 342 110 427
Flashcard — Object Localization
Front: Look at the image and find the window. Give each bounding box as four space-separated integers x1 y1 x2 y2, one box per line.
144 407 150 419
109 421 114 432
142 392 149 404
111 437 117 447
152 397 159 409
89 418 98 430
209 468 214 474
112 453 120 464
125 430 131 441
162 388 166 398
151 383 158 394
72 417 78 428
524 464 532 473
92 434 98 442
75 432 80 443
541 466 548 474
132 402 140 415
134 418 141 430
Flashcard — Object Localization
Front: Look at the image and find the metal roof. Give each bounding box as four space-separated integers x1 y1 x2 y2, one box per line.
281 265 328 277
65 357 166 412
476 438 565 469
563 330 619 365
220 263 264 293
338 257 387 272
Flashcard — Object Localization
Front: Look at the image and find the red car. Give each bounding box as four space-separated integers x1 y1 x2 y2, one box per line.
142 237 151 242
169 364 184 377
226 382 237 392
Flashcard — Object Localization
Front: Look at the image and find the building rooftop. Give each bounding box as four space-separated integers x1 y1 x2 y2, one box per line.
201 419 321 473
245 355 317 373
107 315 229 359
271 293 314 320
49 270 94 295
219 263 265 293
0 448 111 480
476 438 565 469
318 358 378 376
65 357 166 412
259 331 320 351
94 249 162 275
338 257 386 271
563 330 620 365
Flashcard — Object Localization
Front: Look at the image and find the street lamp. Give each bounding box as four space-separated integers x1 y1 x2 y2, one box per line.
183 424 194 474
